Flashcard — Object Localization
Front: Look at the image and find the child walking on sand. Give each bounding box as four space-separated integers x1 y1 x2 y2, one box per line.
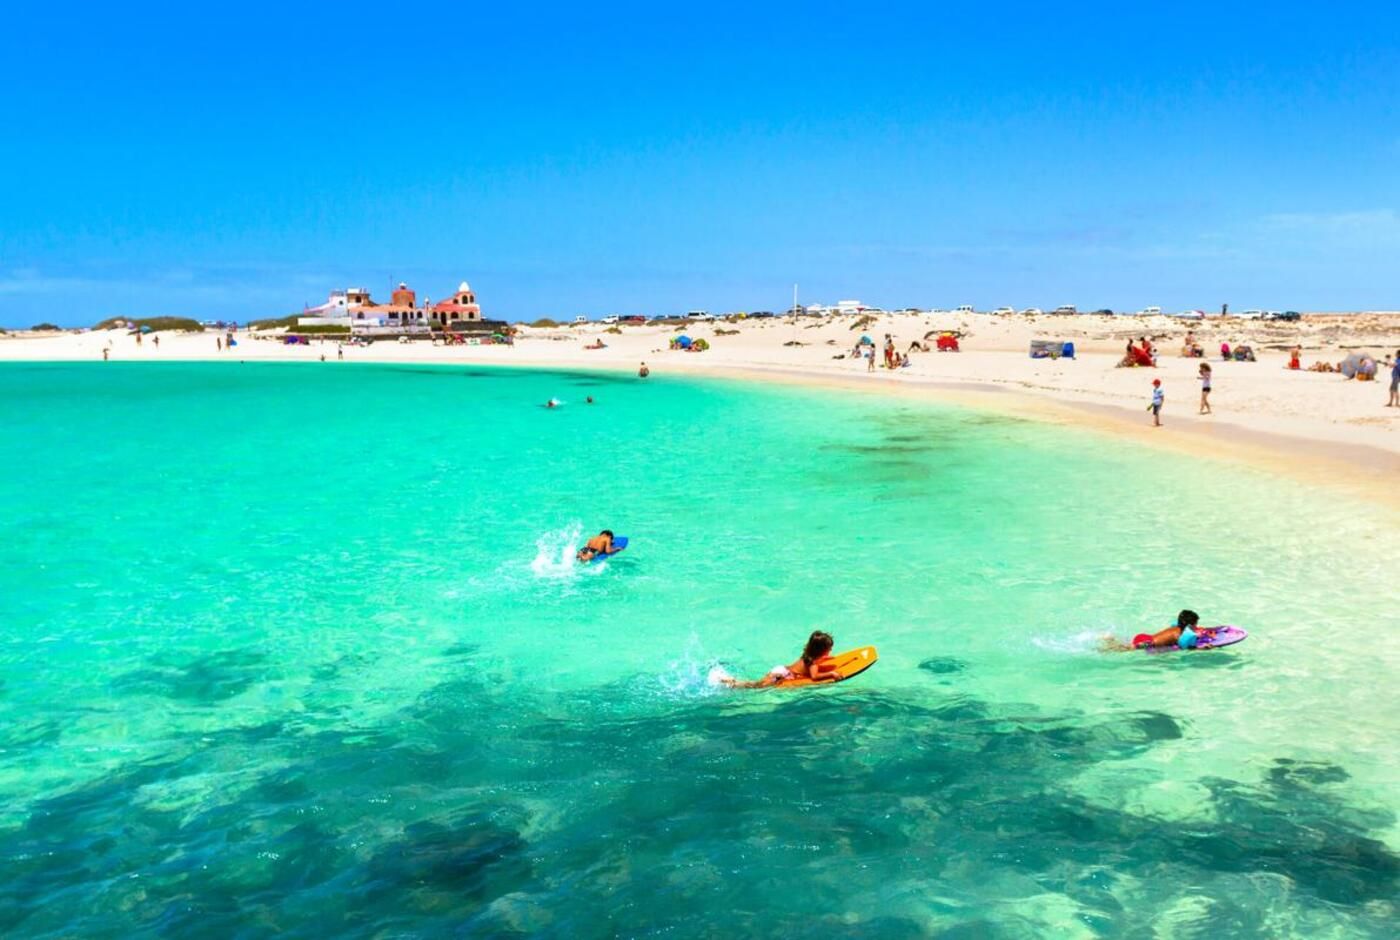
1198 363 1212 414
1149 379 1164 426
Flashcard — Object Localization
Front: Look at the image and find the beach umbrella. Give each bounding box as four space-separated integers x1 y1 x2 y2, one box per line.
1339 352 1376 378
859 334 873 345
139 325 152 333
676 335 692 348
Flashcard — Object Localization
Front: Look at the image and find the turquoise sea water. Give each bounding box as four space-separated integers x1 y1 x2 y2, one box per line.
1 361 1397 937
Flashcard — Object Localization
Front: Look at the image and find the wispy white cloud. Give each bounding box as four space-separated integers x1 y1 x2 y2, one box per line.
1257 208 1400 235
0 271 103 295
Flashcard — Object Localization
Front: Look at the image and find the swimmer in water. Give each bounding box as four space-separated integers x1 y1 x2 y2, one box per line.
1102 609 1202 651
576 530 615 562
545 398 560 409
720 631 840 687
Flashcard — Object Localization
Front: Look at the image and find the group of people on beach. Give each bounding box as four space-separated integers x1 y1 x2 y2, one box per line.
1119 336 1157 368
1146 341 1399 425
847 334 914 371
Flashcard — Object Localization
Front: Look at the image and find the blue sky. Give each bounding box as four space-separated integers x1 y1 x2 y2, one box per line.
3 1 1399 326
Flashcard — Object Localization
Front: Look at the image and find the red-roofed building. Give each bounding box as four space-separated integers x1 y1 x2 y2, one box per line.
296 278 493 333
430 281 482 325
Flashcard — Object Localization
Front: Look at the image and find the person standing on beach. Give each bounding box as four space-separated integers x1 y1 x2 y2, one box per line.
337 344 344 360
216 336 222 351
639 362 650 378
1150 379 1164 426
1387 350 1400 407
1198 363 1212 414
866 345 876 372
152 334 159 350
102 346 109 361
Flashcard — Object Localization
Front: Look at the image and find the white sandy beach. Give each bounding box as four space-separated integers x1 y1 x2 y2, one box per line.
5 312 1398 501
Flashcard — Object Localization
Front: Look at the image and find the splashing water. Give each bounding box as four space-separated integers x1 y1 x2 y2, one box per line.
656 635 729 696
1031 628 1117 654
528 523 604 579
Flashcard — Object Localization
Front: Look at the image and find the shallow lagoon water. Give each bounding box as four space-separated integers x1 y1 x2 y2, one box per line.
0 362 1396 936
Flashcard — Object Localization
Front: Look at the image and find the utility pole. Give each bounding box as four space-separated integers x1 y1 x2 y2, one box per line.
791 283 798 343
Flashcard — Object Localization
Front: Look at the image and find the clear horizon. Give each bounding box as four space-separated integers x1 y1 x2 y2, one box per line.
4 2 1399 327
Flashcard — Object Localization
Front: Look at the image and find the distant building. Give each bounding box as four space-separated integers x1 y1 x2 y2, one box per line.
798 300 863 316
430 281 483 326
301 290 349 318
296 279 493 333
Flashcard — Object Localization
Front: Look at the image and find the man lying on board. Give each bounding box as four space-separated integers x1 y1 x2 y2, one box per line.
577 530 616 562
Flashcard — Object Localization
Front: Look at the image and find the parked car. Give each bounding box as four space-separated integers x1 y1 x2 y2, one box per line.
1171 310 1205 319
686 310 714 321
991 307 1016 316
954 305 975 314
1020 307 1043 316
1238 309 1265 319
601 315 620 324
621 315 647 325
574 316 588 324
1137 306 1162 316
748 311 775 319
1265 310 1301 321
1051 305 1078 315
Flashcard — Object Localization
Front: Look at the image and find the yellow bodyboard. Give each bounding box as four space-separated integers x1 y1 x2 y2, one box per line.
776 646 878 688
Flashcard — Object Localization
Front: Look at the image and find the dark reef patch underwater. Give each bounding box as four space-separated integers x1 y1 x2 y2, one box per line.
2 676 1396 937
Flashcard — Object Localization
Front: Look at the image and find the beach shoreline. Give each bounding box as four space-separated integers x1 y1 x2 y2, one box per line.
4 313 1398 508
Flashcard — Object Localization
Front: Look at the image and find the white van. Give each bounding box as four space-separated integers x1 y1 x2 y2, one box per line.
1138 306 1162 316
686 310 714 321
1052 305 1078 315
600 315 620 324
574 316 588 324
955 305 975 314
